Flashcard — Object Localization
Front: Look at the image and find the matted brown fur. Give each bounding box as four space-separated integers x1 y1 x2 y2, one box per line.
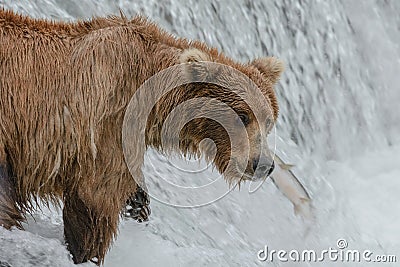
0 9 283 264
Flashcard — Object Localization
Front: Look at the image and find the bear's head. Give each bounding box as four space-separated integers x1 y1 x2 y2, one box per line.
159 48 284 183
144 48 284 186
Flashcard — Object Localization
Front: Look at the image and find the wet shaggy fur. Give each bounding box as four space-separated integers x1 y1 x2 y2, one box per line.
0 9 283 265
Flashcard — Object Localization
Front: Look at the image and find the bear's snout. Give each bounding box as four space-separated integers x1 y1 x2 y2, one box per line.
252 155 275 180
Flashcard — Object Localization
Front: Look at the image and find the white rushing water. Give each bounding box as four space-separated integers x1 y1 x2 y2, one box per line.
0 0 399 266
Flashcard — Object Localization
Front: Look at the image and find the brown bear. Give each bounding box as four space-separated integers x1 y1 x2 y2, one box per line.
0 9 283 265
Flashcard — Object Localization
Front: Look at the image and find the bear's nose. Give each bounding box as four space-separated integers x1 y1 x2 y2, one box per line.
252 157 275 177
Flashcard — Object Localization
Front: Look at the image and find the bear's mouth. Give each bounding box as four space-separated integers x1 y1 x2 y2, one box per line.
243 172 268 181
233 162 268 182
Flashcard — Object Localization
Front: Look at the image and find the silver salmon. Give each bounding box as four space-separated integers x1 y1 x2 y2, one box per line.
271 155 313 219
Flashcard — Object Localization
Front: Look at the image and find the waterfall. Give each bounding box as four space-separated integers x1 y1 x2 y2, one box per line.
0 1 399 266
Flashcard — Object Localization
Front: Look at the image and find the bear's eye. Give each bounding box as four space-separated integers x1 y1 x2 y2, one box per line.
237 113 250 126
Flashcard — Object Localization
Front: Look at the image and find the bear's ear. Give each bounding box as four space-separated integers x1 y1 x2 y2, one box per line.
179 48 214 82
179 48 211 64
251 57 284 84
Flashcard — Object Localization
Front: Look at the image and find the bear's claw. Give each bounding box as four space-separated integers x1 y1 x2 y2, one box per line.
124 187 151 222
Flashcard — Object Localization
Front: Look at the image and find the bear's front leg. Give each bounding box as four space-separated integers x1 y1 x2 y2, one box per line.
0 143 24 229
63 189 122 265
